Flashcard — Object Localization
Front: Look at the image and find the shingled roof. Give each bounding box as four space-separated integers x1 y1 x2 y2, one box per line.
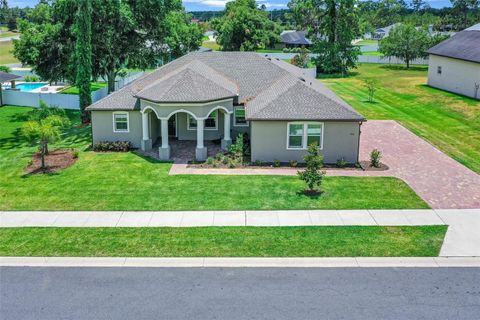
427 23 480 63
280 31 312 46
86 52 364 121
0 71 21 83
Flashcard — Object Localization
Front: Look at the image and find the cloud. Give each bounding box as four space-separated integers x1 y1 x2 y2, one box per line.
200 0 233 7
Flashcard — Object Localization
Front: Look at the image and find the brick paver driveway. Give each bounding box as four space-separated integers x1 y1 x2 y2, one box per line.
359 120 480 209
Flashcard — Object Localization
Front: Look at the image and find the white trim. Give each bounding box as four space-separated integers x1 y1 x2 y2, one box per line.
233 106 249 127
113 111 129 133
144 98 234 107
187 111 218 131
141 106 160 119
286 122 324 150
163 109 199 121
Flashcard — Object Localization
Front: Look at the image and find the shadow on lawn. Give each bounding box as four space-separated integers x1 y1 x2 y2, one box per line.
380 65 428 72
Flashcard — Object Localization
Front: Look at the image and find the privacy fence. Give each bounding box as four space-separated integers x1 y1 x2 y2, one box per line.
3 71 145 110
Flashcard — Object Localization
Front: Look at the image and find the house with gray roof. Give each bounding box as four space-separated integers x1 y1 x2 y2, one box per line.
427 23 480 99
86 52 365 163
280 31 312 48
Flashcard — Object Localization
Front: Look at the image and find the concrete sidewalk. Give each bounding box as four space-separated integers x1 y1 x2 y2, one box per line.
1 209 479 257
2 257 480 268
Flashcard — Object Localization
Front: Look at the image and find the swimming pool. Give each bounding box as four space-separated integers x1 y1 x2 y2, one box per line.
5 83 48 92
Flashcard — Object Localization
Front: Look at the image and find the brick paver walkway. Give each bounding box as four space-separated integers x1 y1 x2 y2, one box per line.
170 121 480 209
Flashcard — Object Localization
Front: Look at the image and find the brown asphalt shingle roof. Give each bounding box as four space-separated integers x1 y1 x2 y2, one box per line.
86 52 364 121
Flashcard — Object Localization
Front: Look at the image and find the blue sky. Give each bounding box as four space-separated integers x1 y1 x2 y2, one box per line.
10 0 453 12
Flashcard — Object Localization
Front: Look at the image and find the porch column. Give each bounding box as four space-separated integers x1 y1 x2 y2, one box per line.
159 118 170 160
195 118 207 161
141 112 152 151
221 112 232 150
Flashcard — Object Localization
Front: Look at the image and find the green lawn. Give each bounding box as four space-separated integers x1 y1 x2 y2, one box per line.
0 106 428 210
0 30 18 38
355 39 378 46
256 48 284 53
59 82 107 95
0 41 18 65
361 51 383 56
0 226 447 257
201 40 221 51
322 64 480 173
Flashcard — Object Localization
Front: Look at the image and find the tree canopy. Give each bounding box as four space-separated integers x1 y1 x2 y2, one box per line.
379 23 430 68
211 0 280 51
12 0 202 91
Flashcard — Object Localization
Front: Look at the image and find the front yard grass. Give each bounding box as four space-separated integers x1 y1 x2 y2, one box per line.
0 41 18 65
0 226 447 257
0 106 429 210
322 64 480 174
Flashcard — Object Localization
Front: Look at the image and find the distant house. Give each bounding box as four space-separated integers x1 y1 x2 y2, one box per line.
280 31 312 48
427 23 480 100
371 24 399 40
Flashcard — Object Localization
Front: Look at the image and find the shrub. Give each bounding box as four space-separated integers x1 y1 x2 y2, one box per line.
289 160 298 167
336 158 348 168
24 75 39 82
93 141 131 152
72 149 79 159
228 133 245 162
298 142 325 194
254 159 262 166
273 159 281 167
215 153 224 160
370 148 382 167
282 47 289 53
290 46 310 68
363 78 377 103
206 157 214 166
0 66 11 73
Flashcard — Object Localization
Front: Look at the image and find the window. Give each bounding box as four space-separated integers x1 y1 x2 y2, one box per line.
234 106 248 126
287 122 323 149
187 111 217 130
113 112 129 132
437 66 442 75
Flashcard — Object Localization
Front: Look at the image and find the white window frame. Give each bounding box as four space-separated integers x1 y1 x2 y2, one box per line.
187 111 218 131
233 106 249 127
286 122 324 150
113 112 129 133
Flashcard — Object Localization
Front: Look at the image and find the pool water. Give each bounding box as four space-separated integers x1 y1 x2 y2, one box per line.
5 83 48 92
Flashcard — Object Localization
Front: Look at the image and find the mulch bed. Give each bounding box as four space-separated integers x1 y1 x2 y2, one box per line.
359 160 389 171
25 149 77 174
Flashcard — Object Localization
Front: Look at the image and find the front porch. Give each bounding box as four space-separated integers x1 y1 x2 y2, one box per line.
139 100 234 162
144 139 223 164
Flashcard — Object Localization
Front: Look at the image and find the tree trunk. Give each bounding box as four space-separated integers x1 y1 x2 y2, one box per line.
107 71 116 94
406 59 410 69
41 141 46 169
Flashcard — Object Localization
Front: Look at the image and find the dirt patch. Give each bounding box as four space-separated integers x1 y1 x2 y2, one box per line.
25 149 77 174
359 160 389 171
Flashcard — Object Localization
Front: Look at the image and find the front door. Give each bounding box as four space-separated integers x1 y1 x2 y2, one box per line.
168 115 177 137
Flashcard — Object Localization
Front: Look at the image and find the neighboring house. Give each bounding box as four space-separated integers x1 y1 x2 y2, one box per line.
371 24 399 40
280 31 313 48
427 23 480 100
86 52 365 163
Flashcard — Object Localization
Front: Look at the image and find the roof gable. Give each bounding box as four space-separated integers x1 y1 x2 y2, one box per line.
427 25 480 63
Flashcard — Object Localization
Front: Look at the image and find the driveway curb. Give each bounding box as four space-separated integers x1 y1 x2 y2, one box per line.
2 257 480 268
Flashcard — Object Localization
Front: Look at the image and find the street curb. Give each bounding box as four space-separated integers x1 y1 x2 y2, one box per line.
1 257 480 268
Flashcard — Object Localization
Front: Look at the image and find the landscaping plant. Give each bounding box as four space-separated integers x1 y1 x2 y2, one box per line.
363 78 377 102
298 142 325 195
22 104 70 169
370 148 382 168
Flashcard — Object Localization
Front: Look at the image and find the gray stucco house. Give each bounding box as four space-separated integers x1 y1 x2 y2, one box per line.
427 23 480 99
86 52 365 163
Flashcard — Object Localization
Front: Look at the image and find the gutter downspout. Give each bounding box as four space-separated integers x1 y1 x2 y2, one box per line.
357 120 364 165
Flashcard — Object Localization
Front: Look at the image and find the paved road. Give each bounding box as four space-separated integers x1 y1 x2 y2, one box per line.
2 267 480 319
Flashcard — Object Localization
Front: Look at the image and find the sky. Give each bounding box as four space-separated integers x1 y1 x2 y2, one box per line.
9 0 453 12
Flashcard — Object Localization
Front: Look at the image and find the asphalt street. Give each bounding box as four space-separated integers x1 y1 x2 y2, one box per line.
1 267 480 319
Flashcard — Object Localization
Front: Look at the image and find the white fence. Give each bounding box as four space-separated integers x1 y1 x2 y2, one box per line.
3 71 144 110
256 52 428 66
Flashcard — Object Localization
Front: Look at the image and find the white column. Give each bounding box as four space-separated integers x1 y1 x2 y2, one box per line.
196 119 204 149
142 112 149 140
159 118 170 160
224 113 231 141
161 118 169 148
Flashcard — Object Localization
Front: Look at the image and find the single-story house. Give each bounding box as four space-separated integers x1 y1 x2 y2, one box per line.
371 24 399 40
86 52 365 163
427 23 480 99
280 31 313 48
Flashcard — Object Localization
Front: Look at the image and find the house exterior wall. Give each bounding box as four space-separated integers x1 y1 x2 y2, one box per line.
428 55 480 99
250 121 361 164
91 110 143 148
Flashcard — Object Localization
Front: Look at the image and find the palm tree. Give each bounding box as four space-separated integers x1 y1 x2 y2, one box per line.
22 103 70 170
